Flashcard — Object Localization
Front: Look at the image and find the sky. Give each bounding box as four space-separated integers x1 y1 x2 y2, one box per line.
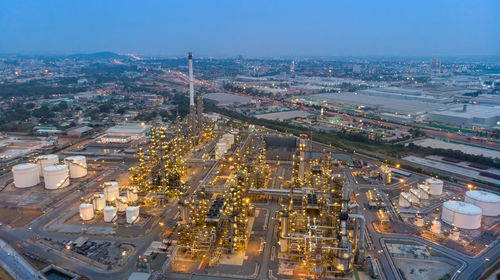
0 0 499 57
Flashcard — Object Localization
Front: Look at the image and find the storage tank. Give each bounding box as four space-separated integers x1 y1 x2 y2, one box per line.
409 189 421 203
215 143 227 159
12 163 40 188
103 206 117 222
415 216 424 227
412 187 429 200
36 154 59 175
79 203 94 221
126 206 140 224
103 182 119 202
417 184 431 198
93 194 106 211
441 201 482 229
64 156 87 178
116 196 128 212
450 228 460 241
398 192 411 208
43 164 70 189
431 220 441 234
464 190 500 216
127 187 138 202
425 178 443 196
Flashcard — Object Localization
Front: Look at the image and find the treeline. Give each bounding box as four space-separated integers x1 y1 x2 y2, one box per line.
0 84 85 97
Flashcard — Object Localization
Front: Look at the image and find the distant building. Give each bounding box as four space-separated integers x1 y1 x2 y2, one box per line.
67 126 93 137
427 105 500 129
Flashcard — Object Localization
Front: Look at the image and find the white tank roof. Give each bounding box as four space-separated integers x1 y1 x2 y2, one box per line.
466 190 500 203
426 178 443 184
38 154 58 159
443 201 482 215
66 155 85 161
44 164 68 171
13 163 38 170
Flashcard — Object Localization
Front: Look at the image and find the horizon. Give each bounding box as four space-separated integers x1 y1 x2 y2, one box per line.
1 0 499 57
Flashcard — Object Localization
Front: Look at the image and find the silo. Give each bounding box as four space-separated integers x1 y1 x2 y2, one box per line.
116 196 128 212
425 178 443 196
431 220 441 234
126 206 140 224
465 190 500 216
441 201 482 229
79 203 94 221
127 187 138 202
36 154 59 175
12 163 40 188
43 164 70 189
93 194 106 211
398 192 411 208
103 182 119 202
64 156 87 178
103 206 117 222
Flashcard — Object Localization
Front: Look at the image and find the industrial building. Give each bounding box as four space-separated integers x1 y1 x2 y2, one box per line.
427 105 500 129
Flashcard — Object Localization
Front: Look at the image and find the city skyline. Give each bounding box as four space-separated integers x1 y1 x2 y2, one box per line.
1 0 499 57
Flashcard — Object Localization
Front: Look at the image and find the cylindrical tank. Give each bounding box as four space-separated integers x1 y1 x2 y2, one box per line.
441 201 482 229
126 206 140 224
36 154 59 175
411 188 429 200
79 203 94 221
450 228 460 241
103 206 117 222
127 187 138 202
431 220 441 234
409 189 421 203
398 192 411 208
415 216 424 227
64 156 87 178
116 196 128 212
103 182 119 202
43 164 70 189
93 194 106 211
425 178 443 196
465 190 500 216
12 163 40 188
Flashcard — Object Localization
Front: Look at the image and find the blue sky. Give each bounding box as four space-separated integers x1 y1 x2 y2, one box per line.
0 0 499 57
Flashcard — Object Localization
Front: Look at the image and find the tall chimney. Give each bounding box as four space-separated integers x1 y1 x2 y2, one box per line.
188 52 194 107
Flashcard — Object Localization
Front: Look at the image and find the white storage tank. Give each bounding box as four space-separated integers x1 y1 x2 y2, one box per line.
398 192 411 208
12 163 40 188
425 178 443 196
103 182 119 202
431 220 441 234
93 194 106 211
415 216 424 227
464 190 500 216
412 187 429 200
127 187 138 202
43 164 70 189
79 203 94 221
126 206 140 224
116 196 128 212
450 228 460 241
103 206 117 222
64 156 87 178
441 201 482 230
36 154 59 175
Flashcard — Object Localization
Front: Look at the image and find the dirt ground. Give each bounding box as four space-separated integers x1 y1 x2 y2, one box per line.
0 208 42 227
0 266 14 280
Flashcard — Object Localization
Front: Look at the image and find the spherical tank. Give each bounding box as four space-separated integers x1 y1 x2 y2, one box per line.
103 182 119 202
12 163 40 188
36 154 59 175
441 201 482 229
43 164 70 189
64 156 87 178
93 194 106 211
126 206 140 224
465 190 500 216
79 203 94 220
103 206 117 222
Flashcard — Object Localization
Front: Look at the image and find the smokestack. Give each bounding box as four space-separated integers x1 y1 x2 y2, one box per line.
188 52 194 107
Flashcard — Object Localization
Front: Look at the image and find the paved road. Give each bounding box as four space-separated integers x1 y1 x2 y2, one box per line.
0 238 43 280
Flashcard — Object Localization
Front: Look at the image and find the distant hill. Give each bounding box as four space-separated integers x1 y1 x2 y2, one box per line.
67 51 129 60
